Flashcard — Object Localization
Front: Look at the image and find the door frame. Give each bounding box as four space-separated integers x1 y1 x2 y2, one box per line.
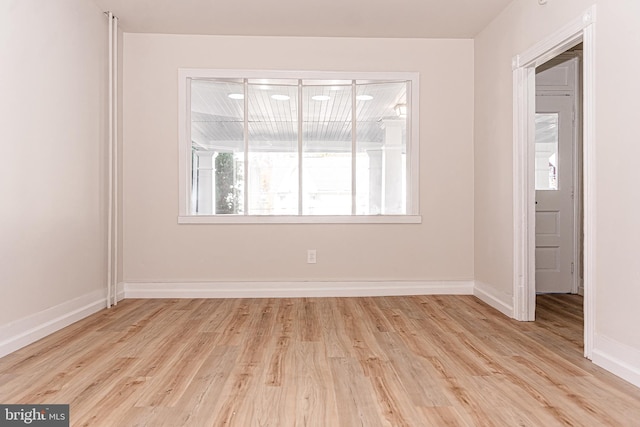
512 5 596 359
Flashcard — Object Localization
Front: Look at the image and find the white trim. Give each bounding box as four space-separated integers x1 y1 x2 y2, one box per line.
178 214 422 224
112 15 120 308
581 18 596 360
473 281 514 318
512 64 537 321
512 5 596 359
513 8 595 69
179 69 419 82
177 70 190 217
124 280 473 299
107 11 113 309
0 289 118 358
592 335 640 389
407 77 420 214
105 13 121 308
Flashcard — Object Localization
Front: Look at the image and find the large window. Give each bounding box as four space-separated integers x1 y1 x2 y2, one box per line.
178 70 420 223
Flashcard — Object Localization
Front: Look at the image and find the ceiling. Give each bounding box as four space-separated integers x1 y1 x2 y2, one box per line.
191 79 408 153
93 0 513 39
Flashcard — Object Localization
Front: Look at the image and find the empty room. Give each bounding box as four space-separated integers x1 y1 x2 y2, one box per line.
2 0 640 425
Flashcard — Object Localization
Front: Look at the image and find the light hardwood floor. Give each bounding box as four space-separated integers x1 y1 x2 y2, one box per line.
1 295 639 426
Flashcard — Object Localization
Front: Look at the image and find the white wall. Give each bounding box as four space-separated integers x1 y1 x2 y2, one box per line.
475 0 640 383
0 1 108 330
122 35 474 284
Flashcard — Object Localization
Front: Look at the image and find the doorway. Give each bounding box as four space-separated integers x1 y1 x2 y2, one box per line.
512 6 596 359
535 52 582 295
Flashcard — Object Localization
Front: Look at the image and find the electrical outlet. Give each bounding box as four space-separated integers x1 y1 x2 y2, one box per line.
307 249 317 264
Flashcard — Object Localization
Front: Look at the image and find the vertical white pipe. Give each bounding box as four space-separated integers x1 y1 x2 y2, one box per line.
106 12 113 309
112 16 119 306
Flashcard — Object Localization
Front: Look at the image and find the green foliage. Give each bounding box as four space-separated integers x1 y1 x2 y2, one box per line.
215 153 238 214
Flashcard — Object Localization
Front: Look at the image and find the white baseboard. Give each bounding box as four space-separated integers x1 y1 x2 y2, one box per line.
4 281 640 390
592 334 640 389
0 289 110 358
124 280 475 299
473 281 514 318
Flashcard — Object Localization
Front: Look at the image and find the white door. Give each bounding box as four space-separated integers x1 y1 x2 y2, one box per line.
535 95 575 293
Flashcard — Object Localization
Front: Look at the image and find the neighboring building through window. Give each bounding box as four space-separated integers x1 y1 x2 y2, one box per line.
178 70 420 223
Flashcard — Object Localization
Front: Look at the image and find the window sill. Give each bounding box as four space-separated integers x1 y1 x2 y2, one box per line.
178 215 422 224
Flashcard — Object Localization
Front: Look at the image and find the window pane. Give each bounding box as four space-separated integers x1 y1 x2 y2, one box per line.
356 81 408 214
247 83 299 214
182 71 418 221
190 80 244 214
302 84 352 215
535 113 559 191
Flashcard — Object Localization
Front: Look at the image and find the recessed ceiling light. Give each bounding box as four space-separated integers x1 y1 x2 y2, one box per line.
311 95 330 101
271 94 290 101
356 95 373 101
228 93 244 100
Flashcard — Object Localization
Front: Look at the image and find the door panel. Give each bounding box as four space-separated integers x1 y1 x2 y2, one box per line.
535 95 574 293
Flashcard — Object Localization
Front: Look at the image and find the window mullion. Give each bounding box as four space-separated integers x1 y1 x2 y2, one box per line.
351 81 357 215
298 80 303 215
243 79 249 215
406 81 412 215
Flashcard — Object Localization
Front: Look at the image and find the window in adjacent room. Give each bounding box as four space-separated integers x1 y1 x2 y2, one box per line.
178 70 420 223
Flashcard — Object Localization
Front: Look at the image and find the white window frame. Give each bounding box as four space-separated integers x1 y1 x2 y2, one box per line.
178 69 421 224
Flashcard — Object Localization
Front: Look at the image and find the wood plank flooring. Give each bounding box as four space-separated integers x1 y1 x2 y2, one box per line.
1 295 640 426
